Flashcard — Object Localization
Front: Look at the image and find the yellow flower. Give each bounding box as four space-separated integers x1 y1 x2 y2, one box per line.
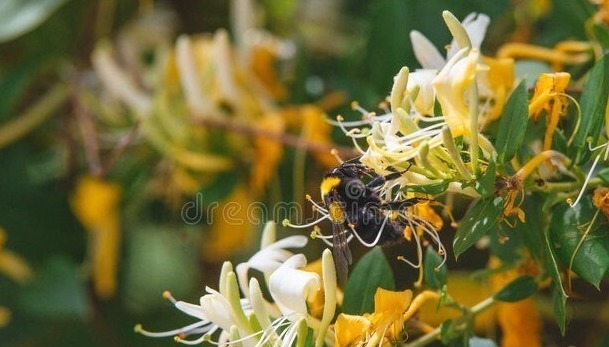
251 113 285 194
528 72 571 152
0 228 32 284
334 288 439 346
71 175 122 299
201 186 254 261
489 256 541 347
433 47 480 138
334 314 371 347
479 56 514 124
0 306 10 328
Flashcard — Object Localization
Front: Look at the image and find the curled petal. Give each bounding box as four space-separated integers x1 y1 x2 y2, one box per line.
269 254 321 319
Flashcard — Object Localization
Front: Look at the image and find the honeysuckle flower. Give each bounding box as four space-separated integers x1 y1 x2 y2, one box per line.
409 12 515 128
410 12 490 70
406 69 437 116
433 47 480 138
71 175 122 299
593 187 609 218
135 262 256 345
334 288 439 346
136 226 337 347
497 41 591 72
269 254 321 318
235 221 308 300
528 72 572 152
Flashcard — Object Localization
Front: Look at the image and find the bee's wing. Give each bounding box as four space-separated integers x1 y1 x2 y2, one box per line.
332 221 353 283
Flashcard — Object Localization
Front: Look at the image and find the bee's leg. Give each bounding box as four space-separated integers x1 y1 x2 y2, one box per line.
366 171 403 188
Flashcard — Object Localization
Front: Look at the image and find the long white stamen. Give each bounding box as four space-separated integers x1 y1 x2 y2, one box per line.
411 214 447 268
282 214 330 228
325 114 393 127
306 195 328 213
570 146 607 207
348 214 389 247
135 321 212 338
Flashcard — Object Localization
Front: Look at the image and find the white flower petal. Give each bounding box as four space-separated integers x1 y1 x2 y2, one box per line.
175 301 208 320
410 30 446 70
199 292 235 331
269 254 320 320
407 69 438 115
236 235 308 296
447 13 490 59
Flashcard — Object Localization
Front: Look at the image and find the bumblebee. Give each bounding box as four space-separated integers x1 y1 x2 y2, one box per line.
320 162 420 281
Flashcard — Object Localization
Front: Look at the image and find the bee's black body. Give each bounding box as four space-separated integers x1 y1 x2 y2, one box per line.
320 162 418 281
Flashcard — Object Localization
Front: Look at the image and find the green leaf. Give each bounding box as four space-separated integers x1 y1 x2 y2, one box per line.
593 23 609 52
552 284 568 335
124 226 200 313
19 257 88 318
474 160 496 197
199 170 240 205
494 275 537 302
424 247 447 290
543 229 568 334
402 180 449 194
598 167 609 185
0 56 46 121
549 197 609 289
0 0 70 43
343 247 395 315
495 80 529 163
571 54 609 165
453 197 504 258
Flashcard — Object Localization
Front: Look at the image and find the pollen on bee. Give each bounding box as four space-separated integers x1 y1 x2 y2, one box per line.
403 226 413 242
328 202 346 222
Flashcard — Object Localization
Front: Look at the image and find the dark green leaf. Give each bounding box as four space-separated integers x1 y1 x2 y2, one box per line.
474 160 496 197
402 180 449 194
441 320 455 345
543 229 568 334
495 80 528 163
199 170 240 205
552 284 568 335
571 54 609 165
593 23 609 52
494 275 537 302
0 0 70 43
598 167 609 185
549 197 609 289
0 56 46 121
453 197 504 258
19 257 88 318
424 246 447 290
343 247 395 315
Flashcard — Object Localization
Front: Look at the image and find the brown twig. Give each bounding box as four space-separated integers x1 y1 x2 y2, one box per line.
191 115 359 159
100 122 141 177
73 80 102 177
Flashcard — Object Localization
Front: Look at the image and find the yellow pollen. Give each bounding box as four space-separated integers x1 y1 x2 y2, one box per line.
329 202 346 222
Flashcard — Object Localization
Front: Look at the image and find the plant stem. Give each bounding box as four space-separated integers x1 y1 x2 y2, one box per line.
404 297 496 347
